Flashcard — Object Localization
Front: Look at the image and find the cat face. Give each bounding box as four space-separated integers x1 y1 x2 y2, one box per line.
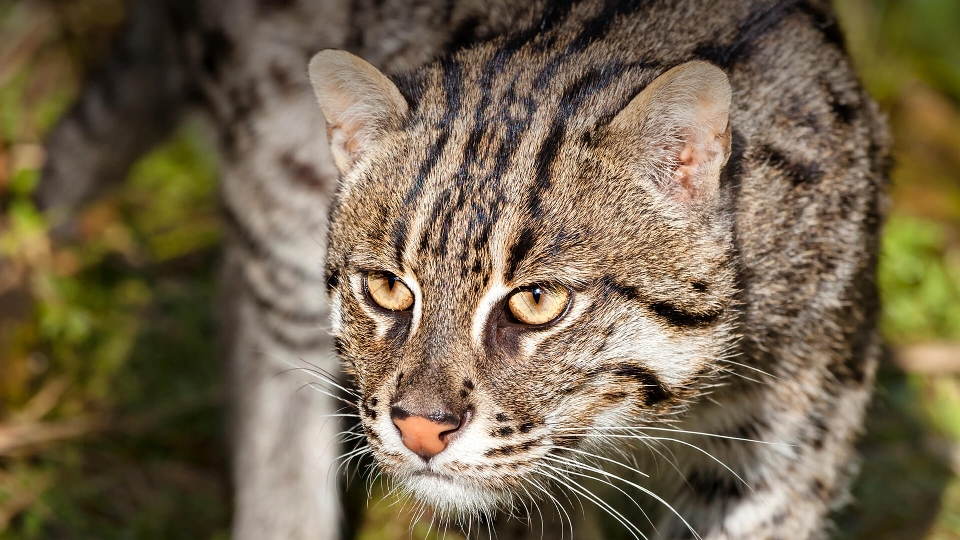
311 49 739 517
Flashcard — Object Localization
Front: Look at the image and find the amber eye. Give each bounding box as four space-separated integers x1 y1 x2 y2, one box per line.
366 272 414 311
506 284 570 325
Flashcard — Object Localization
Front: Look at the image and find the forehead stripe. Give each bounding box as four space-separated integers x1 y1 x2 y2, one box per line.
506 227 536 282
526 64 630 221
390 220 407 267
401 58 463 209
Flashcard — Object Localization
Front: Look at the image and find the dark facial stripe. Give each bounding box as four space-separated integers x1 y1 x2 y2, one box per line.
390 220 407 267
505 227 536 282
436 189 469 257
446 42 596 273
529 123 565 220
418 187 452 255
484 439 538 457
601 278 723 328
612 364 671 406
412 17 650 273
649 301 722 327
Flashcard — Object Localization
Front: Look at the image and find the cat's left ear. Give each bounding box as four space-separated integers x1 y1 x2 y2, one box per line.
607 61 732 205
308 49 409 175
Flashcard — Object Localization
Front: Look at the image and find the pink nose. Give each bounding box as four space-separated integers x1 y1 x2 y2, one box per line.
391 408 461 460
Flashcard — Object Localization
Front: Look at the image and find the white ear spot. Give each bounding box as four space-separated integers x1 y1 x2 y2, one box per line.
609 61 732 204
308 49 409 175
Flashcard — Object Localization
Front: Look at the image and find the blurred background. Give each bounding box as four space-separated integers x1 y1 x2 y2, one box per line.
0 0 958 538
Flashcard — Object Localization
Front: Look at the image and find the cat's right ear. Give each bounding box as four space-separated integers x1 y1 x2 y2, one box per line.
308 50 408 176
606 61 732 206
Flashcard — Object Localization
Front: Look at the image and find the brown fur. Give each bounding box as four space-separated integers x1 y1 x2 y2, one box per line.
38 0 888 538
317 1 888 538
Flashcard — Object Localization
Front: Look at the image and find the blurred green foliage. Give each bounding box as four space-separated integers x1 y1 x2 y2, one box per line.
0 0 959 538
880 216 960 342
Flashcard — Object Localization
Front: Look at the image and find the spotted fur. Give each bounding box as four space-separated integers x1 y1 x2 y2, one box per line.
38 0 889 539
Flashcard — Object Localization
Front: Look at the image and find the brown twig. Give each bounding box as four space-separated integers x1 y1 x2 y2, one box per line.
0 389 223 456
894 343 960 375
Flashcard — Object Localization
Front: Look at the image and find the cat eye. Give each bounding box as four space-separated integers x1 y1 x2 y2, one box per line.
366 271 414 311
506 284 570 326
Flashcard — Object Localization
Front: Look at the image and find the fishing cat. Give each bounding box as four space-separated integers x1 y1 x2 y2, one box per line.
38 0 888 538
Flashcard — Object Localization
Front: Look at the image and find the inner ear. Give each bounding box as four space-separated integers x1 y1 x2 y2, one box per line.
308 50 409 176
608 61 732 204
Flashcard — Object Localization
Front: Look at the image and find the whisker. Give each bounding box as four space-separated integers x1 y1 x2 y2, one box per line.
527 473 575 540
297 382 361 409
335 445 372 474
516 482 541 532
559 446 650 478
558 426 792 447
635 436 686 480
717 358 779 381
543 456 701 540
280 358 359 397
537 465 645 540
544 454 656 534
594 434 757 499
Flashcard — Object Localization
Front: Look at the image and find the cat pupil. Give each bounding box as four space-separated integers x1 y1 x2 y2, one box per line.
388 275 397 291
532 287 542 304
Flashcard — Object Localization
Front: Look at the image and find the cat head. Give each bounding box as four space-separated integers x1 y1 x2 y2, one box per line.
309 48 738 517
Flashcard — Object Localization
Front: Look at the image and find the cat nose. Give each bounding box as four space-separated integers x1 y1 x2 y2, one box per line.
390 406 462 460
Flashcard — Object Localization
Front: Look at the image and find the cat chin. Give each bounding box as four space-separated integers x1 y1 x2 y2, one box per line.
401 473 505 517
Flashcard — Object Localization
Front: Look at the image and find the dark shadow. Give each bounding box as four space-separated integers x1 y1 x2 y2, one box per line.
832 348 954 539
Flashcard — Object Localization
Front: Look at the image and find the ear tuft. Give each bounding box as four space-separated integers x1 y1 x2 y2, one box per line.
610 61 732 204
308 50 409 175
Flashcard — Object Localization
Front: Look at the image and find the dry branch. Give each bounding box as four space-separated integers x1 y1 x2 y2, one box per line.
0 389 222 456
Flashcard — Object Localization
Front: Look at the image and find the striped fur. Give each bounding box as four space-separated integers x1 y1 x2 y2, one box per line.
39 0 888 539
320 1 888 539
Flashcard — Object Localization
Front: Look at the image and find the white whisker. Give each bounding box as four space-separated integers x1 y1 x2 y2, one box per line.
537 465 645 540
543 456 701 540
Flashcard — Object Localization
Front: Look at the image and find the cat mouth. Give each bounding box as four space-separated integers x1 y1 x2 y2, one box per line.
411 469 453 480
401 468 506 517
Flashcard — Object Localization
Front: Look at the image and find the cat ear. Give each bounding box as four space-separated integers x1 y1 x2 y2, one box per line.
609 61 732 204
308 49 409 175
